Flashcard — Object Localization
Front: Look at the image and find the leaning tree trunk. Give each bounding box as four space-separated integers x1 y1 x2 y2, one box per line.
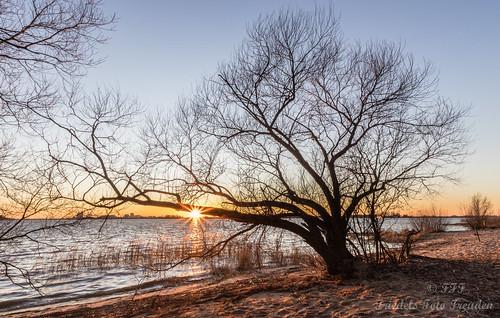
311 227 355 276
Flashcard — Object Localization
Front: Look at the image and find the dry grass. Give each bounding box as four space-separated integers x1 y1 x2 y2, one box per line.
41 235 315 278
208 240 316 277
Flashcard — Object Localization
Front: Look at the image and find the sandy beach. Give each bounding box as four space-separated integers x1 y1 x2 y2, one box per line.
4 229 498 318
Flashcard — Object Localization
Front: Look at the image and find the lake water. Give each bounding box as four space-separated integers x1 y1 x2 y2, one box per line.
0 217 467 314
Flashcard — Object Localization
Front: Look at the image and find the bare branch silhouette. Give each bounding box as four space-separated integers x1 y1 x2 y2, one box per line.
0 0 114 286
44 7 468 276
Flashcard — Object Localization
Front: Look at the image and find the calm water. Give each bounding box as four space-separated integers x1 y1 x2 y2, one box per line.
0 217 466 314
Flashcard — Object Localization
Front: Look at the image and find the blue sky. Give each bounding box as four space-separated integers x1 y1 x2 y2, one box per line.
83 0 500 213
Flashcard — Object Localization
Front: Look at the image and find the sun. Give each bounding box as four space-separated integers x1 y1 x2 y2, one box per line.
189 209 202 218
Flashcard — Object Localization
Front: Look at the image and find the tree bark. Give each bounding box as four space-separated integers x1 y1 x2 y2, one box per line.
310 230 355 276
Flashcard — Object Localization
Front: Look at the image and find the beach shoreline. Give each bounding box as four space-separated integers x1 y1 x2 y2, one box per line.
3 229 498 318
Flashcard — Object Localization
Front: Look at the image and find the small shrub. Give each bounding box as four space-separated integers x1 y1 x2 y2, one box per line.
411 217 447 233
287 247 309 266
381 230 407 243
269 238 285 266
411 207 447 233
208 259 233 277
235 243 261 271
484 216 500 229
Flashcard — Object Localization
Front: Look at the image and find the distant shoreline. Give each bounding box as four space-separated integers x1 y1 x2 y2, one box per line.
0 215 483 221
0 216 188 221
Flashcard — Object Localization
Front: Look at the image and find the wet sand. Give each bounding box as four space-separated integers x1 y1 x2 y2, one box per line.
5 229 499 317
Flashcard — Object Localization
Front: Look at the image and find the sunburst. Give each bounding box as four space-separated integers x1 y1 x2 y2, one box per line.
189 208 202 219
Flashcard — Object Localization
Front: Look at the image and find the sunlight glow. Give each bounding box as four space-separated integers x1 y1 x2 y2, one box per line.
189 209 202 218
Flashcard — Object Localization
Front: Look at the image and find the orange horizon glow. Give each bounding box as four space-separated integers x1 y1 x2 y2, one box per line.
121 196 500 218
15 195 496 219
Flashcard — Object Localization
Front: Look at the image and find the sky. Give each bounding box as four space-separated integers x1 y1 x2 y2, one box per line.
82 0 500 215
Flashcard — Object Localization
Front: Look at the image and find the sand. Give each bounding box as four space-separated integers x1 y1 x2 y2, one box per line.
4 229 499 318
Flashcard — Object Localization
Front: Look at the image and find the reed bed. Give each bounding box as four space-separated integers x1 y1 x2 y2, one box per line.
39 235 315 277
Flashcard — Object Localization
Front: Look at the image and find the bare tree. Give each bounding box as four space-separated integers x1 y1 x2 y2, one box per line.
464 193 492 232
45 8 468 275
0 0 113 284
